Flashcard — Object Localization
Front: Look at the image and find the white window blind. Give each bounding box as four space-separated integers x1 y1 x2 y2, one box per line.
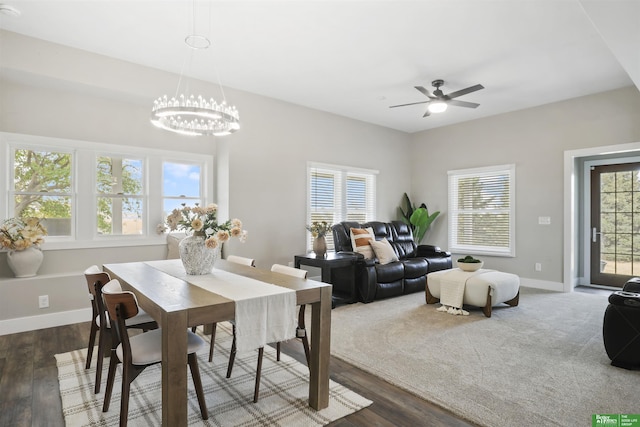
448 164 515 257
307 162 377 251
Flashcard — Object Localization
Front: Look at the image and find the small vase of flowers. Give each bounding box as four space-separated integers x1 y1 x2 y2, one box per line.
306 221 332 257
166 203 247 274
1 217 48 277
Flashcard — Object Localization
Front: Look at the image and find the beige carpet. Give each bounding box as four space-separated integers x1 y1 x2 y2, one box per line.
330 287 640 427
55 323 371 426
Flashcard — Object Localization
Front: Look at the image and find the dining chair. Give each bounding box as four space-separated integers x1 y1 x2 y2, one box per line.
101 279 208 426
83 265 157 394
192 255 258 363
270 264 311 366
226 255 256 267
226 263 308 403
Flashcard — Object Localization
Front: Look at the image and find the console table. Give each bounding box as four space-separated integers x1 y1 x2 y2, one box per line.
294 252 359 305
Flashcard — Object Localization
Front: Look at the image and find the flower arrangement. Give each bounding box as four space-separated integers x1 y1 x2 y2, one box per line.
166 203 247 249
0 217 48 251
306 221 333 238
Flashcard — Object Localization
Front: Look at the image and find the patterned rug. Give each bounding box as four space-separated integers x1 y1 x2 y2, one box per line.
55 323 371 426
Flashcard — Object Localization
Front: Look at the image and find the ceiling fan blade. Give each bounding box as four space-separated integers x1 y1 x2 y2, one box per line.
446 84 484 99
423 109 431 118
389 100 430 108
414 86 436 99
447 99 480 108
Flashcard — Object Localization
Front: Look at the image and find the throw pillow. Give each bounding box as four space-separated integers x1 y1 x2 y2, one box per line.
350 227 375 259
369 238 399 265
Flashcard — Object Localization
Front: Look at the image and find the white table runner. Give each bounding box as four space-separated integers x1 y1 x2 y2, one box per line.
145 260 297 353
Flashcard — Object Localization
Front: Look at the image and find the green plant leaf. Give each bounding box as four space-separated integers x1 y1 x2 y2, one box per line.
410 207 440 243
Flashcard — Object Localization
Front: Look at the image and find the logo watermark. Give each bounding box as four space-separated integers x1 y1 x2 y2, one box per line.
593 414 640 427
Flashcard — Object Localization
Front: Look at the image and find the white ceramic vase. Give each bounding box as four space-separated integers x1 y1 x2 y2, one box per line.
313 235 327 257
178 233 220 275
7 246 44 278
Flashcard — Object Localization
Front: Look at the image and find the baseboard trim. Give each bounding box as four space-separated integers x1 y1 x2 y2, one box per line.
520 277 565 292
0 308 91 336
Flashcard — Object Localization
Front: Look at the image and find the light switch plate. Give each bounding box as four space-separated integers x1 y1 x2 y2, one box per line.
538 216 551 225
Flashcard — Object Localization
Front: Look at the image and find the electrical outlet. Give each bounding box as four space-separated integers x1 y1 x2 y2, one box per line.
535 263 542 272
38 295 49 308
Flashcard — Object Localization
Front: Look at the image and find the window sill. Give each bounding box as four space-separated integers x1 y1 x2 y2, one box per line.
1 236 168 252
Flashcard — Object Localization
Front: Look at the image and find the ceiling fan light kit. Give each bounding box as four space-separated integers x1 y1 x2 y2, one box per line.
427 101 448 113
390 79 484 118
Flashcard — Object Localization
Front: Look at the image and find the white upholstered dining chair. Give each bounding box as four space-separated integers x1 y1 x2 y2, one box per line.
226 255 256 267
83 265 157 394
101 279 208 426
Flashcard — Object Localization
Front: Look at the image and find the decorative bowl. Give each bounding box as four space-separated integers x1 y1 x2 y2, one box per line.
457 261 483 272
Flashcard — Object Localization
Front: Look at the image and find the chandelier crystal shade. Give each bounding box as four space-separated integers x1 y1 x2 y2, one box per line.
150 4 239 137
150 94 240 137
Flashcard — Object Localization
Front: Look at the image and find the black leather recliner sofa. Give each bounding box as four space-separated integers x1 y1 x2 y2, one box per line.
332 221 452 303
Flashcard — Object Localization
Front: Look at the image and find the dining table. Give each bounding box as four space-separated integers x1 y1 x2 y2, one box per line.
103 259 333 427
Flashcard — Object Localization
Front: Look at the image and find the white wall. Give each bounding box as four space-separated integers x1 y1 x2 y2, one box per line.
409 86 640 289
0 31 410 330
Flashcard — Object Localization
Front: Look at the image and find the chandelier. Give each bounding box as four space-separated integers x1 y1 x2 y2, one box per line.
150 4 240 137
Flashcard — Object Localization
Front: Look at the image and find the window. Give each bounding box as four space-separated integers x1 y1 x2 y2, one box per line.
163 162 202 216
307 162 377 250
11 147 73 237
1 132 212 248
448 164 515 256
96 155 144 235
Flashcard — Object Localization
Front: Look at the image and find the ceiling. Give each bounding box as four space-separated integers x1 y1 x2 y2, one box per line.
0 0 638 134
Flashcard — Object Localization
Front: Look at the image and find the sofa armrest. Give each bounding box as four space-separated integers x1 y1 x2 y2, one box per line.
417 244 451 258
335 251 364 259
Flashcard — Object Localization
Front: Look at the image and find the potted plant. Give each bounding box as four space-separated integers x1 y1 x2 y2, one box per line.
306 221 332 257
166 203 247 274
0 217 48 277
457 255 483 272
399 193 440 243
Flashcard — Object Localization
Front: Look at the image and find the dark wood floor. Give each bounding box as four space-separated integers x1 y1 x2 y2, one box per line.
0 286 611 427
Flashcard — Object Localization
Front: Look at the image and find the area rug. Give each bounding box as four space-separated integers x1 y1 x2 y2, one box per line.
330 287 640 427
55 323 371 426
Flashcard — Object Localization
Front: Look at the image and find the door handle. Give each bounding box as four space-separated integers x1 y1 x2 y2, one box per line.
592 227 603 243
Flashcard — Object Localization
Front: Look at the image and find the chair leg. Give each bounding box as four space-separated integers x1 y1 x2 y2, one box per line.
102 351 119 413
276 342 281 361
253 347 264 403
208 323 217 363
226 324 237 378
188 353 209 420
119 364 132 427
298 305 311 367
86 321 98 369
94 326 111 394
301 334 311 367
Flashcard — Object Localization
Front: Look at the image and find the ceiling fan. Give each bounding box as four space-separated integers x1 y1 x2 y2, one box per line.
389 79 484 117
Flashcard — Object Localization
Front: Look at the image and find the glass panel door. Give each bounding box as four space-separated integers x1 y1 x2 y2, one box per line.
590 163 640 287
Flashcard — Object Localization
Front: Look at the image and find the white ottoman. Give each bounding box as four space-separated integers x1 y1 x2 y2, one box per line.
426 269 520 317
